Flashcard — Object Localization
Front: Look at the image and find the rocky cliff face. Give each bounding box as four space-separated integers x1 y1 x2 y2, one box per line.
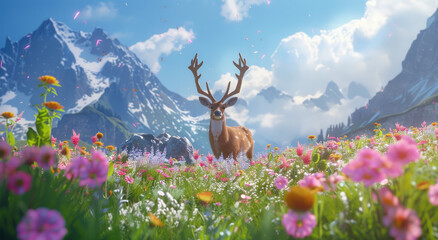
339 9 438 136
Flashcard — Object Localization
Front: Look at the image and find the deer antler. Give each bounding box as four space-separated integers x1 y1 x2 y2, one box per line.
219 53 249 103
188 53 216 102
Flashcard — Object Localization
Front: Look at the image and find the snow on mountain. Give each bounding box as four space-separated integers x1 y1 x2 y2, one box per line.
0 18 220 152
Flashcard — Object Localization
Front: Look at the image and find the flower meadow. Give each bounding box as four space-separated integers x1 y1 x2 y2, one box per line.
1 76 438 239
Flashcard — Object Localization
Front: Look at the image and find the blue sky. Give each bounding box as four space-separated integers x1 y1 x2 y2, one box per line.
2 0 437 147
1 0 365 97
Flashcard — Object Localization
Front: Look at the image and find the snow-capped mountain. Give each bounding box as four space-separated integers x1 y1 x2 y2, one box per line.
303 81 344 111
336 9 438 136
0 18 220 151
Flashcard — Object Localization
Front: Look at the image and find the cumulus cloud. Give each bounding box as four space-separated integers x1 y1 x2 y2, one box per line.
220 0 438 148
130 27 194 73
212 65 273 100
221 0 267 21
82 2 118 20
271 0 438 97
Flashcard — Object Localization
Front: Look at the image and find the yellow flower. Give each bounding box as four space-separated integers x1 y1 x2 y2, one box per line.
274 147 279 151
196 191 213 204
94 141 104 147
38 75 59 85
284 186 316 212
308 135 316 139
238 170 245 175
148 213 164 227
61 145 71 160
79 148 89 156
1 112 15 119
96 132 103 139
43 101 64 111
432 122 437 126
106 145 115 151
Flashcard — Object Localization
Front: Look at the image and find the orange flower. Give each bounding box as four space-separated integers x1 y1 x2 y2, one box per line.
308 135 316 139
196 191 213 204
284 186 316 212
94 141 104 147
1 112 15 119
432 122 437 126
38 75 59 85
106 145 115 151
148 213 163 227
274 147 279 151
96 132 103 139
79 148 89 156
415 181 430 191
266 144 271 148
43 101 64 111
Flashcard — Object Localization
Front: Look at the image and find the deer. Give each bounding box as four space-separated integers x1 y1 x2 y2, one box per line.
188 53 254 163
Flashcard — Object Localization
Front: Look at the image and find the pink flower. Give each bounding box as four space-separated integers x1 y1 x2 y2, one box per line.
194 149 199 160
274 176 289 189
118 170 126 176
299 174 324 191
342 148 386 186
7 171 32 195
282 210 317 238
0 140 12 159
206 153 214 164
383 206 422 240
91 136 98 143
125 175 134 184
428 183 438 205
20 147 39 166
379 187 399 213
385 137 420 166
301 150 312 165
325 173 344 191
169 157 174 165
36 146 56 170
71 129 80 146
64 156 88 180
326 140 338 150
91 150 108 166
216 202 221 206
296 142 304 157
170 185 176 189
78 159 108 188
51 135 57 146
5 157 22 176
17 207 67 240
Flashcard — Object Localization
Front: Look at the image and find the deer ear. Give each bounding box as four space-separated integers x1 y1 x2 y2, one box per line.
199 97 211 108
224 97 238 108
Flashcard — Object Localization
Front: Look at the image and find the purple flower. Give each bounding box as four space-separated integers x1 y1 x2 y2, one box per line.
36 146 56 170
20 147 39 166
282 210 316 238
0 140 11 159
274 176 289 189
17 207 67 240
7 171 32 195
65 156 89 180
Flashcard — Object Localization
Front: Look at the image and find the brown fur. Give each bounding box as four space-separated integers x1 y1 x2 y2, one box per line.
208 103 254 161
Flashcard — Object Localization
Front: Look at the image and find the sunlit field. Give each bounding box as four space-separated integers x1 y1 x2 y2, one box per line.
1 76 438 240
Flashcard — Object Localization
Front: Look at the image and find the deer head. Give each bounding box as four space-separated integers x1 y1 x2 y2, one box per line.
188 53 249 119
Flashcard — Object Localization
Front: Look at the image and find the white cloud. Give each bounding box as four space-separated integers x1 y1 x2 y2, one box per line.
222 0 438 148
82 2 118 20
129 27 194 73
213 65 273 100
271 0 438 97
221 0 267 21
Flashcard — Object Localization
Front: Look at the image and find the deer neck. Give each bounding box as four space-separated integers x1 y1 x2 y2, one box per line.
210 118 228 142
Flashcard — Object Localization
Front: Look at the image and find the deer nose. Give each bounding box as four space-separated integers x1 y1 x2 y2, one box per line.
214 110 222 117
